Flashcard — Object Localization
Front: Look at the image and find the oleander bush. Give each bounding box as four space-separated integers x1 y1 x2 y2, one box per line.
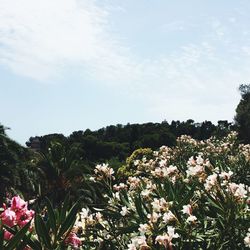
0 132 250 249
83 132 250 249
0 195 81 249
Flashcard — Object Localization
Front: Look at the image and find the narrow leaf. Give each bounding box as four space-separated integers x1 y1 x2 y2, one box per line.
35 214 52 249
5 221 31 250
45 197 57 235
58 200 79 239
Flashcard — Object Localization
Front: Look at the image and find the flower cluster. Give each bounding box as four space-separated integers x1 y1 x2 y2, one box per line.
93 163 114 180
65 232 82 249
78 132 250 249
0 196 34 241
8 132 245 249
245 228 250 248
155 226 179 248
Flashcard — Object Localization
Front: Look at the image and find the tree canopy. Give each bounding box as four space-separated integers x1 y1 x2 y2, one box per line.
235 84 250 143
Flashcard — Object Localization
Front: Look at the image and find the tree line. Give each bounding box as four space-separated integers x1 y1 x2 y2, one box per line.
26 119 234 164
0 84 249 204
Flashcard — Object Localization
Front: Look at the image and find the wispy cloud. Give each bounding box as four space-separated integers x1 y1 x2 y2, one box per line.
1 0 250 122
0 0 130 81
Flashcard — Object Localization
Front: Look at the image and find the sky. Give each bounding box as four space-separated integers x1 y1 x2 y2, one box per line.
0 0 250 145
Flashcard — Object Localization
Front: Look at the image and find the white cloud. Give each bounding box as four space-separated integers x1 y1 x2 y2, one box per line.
0 0 132 81
0 1 249 122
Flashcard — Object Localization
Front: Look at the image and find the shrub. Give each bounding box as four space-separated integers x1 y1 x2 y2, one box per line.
83 132 250 249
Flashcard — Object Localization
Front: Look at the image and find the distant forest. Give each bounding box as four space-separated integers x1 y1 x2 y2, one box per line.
26 119 234 166
0 84 249 202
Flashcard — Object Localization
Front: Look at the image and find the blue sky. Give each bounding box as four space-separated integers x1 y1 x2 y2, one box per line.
0 0 250 145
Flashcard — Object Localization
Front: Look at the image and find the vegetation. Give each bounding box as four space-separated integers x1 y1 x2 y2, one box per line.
26 119 234 168
0 85 250 249
0 125 39 205
235 84 250 144
0 132 249 249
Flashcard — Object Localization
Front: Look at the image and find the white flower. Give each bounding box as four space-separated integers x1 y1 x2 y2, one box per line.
151 198 161 212
89 176 96 182
204 174 218 191
166 165 178 175
127 244 136 250
80 208 89 219
128 236 148 250
113 183 127 191
163 211 176 223
219 171 233 180
186 165 204 177
151 198 168 212
95 212 103 222
134 160 140 166
94 163 114 177
181 204 192 215
138 223 150 234
159 159 167 167
167 226 179 240
147 212 160 223
112 192 120 200
228 182 248 199
196 155 204 165
151 167 162 177
244 229 250 248
120 206 129 216
128 177 141 189
186 215 197 223
187 156 196 166
155 226 179 247
244 235 250 248
141 189 151 198
234 183 247 199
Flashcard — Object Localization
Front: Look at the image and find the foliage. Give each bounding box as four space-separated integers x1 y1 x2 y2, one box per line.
0 195 81 249
34 195 81 249
34 140 91 204
26 119 234 166
117 148 153 178
21 119 235 206
235 84 250 144
80 132 250 249
0 132 250 249
0 124 40 204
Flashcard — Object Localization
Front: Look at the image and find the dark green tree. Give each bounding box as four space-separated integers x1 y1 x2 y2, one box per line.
235 84 250 143
35 139 91 204
0 124 38 204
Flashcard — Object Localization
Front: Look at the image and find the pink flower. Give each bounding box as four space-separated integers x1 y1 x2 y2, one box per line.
16 209 35 228
11 196 27 211
65 232 81 249
0 208 16 227
4 230 13 240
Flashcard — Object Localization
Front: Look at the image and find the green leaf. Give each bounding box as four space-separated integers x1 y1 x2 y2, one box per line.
119 191 130 208
206 193 224 213
0 228 4 249
116 224 138 235
134 195 146 221
45 197 57 235
60 193 70 224
178 183 196 207
25 235 42 250
35 214 52 249
58 200 79 239
16 234 29 250
5 221 31 250
4 226 42 250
